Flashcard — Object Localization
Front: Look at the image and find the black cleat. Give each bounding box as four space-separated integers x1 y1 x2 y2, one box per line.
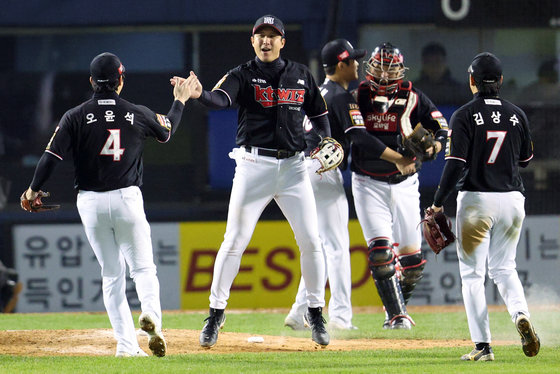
199 308 226 348
515 313 540 357
303 307 330 347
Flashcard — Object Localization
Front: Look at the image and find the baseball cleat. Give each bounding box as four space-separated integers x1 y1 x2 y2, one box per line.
115 349 149 357
391 316 412 330
284 315 308 330
515 313 540 357
139 312 167 357
303 307 330 347
460 346 495 361
199 308 226 348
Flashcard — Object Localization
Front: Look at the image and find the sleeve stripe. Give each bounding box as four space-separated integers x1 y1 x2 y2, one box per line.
307 111 328 119
444 156 466 162
520 154 534 162
214 88 232 106
45 150 63 160
344 124 365 132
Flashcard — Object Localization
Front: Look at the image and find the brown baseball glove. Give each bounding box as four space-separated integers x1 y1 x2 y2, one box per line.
402 123 439 162
20 189 60 213
421 207 455 254
310 137 344 174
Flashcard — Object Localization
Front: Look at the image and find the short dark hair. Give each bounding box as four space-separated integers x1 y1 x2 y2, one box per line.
422 42 446 59
475 81 501 95
323 59 350 76
91 78 121 93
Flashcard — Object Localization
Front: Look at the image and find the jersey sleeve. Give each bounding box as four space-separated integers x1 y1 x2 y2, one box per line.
519 110 534 163
211 69 242 106
45 111 74 161
136 105 172 143
303 70 328 119
445 109 470 163
335 93 364 133
416 89 449 136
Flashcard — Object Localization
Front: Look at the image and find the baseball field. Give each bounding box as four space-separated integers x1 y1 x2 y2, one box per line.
0 305 558 373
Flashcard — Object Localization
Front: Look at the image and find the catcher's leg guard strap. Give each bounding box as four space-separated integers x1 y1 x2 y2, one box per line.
398 251 426 305
367 238 395 280
374 274 408 320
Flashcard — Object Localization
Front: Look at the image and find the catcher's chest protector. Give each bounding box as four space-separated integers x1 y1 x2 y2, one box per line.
358 81 415 136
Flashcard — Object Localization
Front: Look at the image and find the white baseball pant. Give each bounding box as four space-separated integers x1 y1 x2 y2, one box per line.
287 159 352 327
456 191 529 344
209 147 326 309
77 186 162 355
351 173 422 253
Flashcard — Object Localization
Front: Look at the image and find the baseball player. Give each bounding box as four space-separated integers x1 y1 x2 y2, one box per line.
20 52 197 357
285 39 416 331
430 52 539 361
0 260 21 313
187 14 330 348
352 42 448 329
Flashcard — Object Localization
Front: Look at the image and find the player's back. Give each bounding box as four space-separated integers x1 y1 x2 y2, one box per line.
448 93 533 193
53 92 170 191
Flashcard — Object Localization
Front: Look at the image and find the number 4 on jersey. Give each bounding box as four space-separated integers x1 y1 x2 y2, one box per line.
100 129 125 161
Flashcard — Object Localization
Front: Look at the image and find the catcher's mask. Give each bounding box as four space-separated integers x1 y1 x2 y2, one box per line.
364 42 408 96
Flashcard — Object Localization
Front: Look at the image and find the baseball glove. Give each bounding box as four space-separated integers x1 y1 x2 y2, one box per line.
310 137 344 174
20 189 60 213
402 123 439 162
421 207 455 254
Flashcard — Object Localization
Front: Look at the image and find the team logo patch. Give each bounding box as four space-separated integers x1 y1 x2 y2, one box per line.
349 109 364 127
156 114 171 130
431 110 443 118
253 84 305 108
365 112 397 132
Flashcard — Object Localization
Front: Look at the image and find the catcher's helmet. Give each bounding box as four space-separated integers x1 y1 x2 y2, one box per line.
364 42 407 95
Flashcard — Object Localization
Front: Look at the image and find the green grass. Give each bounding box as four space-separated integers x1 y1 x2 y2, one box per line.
1 309 559 373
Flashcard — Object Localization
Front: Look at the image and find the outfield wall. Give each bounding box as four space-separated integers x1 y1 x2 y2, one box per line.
12 217 560 313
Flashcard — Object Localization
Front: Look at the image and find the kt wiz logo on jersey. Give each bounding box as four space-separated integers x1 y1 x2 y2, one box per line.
253 84 305 108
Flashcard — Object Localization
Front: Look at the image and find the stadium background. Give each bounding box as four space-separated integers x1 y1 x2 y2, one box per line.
0 0 559 313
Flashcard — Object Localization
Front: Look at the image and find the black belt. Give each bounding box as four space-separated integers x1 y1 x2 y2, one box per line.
245 146 298 159
367 173 411 184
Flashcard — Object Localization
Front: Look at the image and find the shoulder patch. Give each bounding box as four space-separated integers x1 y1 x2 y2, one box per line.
349 109 364 127
156 114 171 130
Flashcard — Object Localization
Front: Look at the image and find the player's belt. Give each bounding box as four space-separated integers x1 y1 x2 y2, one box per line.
245 146 298 159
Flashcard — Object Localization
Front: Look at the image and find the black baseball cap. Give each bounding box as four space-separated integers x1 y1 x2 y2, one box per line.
321 39 366 68
252 15 285 37
90 52 125 83
468 52 502 83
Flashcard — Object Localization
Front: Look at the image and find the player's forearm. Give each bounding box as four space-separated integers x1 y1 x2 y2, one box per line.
309 115 331 138
30 153 60 191
433 158 464 207
166 100 185 136
198 90 230 109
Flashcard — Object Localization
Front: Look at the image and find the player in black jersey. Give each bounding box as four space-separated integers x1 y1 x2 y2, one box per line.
430 52 539 361
186 15 331 348
285 39 417 331
353 42 448 330
20 52 197 357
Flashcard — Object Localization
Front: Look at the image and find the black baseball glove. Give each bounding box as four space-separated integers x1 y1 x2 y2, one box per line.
402 123 439 162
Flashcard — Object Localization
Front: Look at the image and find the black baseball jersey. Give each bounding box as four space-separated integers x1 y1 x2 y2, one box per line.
45 91 174 191
352 81 448 178
304 78 365 168
213 58 327 151
446 92 533 192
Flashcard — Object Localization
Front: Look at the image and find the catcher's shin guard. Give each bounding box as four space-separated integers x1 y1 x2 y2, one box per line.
368 238 409 321
398 250 426 305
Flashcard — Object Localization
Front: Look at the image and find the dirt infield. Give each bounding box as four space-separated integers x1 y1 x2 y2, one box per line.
1 328 507 357
0 306 526 357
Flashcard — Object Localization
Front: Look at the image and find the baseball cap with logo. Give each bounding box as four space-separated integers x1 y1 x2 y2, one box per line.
90 52 125 83
321 39 366 68
252 15 285 37
468 52 502 84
